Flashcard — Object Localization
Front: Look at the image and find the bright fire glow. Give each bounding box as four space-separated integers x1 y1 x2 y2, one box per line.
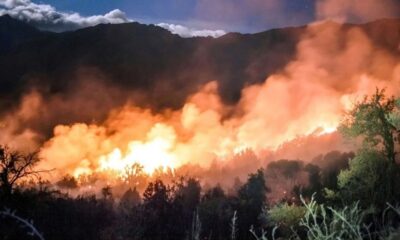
98 123 177 176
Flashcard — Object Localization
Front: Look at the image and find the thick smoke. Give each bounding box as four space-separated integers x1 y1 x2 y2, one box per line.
0 91 43 151
0 69 133 151
316 0 400 22
194 0 311 31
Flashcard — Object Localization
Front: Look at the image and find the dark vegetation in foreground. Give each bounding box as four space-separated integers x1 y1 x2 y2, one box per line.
1 90 400 240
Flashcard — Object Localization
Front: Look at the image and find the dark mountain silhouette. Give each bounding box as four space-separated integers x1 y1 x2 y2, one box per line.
1 15 400 137
0 15 302 112
0 15 53 54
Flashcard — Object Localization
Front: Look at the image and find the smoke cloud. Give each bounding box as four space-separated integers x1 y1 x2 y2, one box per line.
194 0 311 31
316 0 400 22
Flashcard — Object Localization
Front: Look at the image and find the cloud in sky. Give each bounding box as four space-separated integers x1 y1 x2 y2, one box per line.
156 23 225 38
0 0 225 37
0 0 128 31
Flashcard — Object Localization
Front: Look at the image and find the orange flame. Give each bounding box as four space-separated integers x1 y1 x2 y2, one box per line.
97 123 178 176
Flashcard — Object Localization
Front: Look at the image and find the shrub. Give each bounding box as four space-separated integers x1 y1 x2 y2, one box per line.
267 203 306 227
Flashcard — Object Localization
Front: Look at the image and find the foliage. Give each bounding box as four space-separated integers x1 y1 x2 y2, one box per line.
0 188 115 240
265 154 353 204
266 203 306 228
338 90 400 209
237 169 269 240
198 185 234 240
174 177 202 240
141 180 183 240
387 98 400 132
299 196 369 240
337 149 396 208
339 89 399 163
312 151 354 192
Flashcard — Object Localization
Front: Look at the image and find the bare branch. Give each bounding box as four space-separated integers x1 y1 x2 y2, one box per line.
0 208 45 240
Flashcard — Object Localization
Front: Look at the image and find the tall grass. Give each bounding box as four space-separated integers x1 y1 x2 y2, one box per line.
251 196 400 240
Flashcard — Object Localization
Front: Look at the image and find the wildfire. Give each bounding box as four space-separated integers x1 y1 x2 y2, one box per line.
36 21 400 182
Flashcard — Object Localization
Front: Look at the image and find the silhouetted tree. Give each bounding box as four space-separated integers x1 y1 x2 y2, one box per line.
120 187 141 210
295 163 323 202
0 146 43 198
173 178 201 239
199 185 234 240
56 175 78 189
0 187 115 240
124 163 147 190
140 179 185 240
312 151 354 191
237 169 268 240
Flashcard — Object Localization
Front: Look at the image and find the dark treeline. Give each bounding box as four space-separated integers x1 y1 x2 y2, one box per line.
0 155 347 240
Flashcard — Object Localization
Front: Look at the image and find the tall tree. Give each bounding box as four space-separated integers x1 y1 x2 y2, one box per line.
338 90 400 207
237 169 268 239
199 185 233 240
141 180 185 240
173 178 201 239
339 89 399 163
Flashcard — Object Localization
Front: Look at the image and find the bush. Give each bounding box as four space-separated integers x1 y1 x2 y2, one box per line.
267 203 306 227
